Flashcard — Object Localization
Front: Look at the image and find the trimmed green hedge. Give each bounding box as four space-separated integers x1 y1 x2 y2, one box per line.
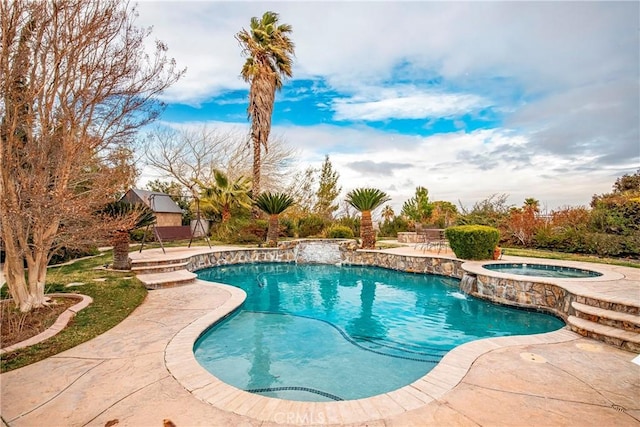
445 225 500 260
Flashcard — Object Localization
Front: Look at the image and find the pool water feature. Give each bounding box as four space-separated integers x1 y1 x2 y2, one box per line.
195 263 564 402
483 263 602 278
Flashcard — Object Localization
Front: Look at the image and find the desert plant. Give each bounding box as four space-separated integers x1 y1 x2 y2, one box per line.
197 170 252 222
255 192 295 246
101 202 156 270
345 188 390 249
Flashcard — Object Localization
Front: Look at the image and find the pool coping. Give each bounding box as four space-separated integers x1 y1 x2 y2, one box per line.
164 279 581 425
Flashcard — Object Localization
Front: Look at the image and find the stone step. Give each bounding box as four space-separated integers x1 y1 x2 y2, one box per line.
136 269 197 290
567 315 640 353
572 302 640 333
131 257 191 268
574 295 639 317
131 261 190 275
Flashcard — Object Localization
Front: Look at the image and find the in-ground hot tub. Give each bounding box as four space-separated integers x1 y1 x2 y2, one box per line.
482 262 603 279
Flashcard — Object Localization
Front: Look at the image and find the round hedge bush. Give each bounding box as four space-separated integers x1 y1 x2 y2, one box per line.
326 225 355 239
445 225 500 260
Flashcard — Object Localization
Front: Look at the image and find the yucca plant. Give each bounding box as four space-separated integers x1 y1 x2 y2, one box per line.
255 192 294 246
345 188 390 249
101 201 156 270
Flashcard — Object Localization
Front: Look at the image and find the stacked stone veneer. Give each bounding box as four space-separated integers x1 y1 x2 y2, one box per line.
470 274 572 320
184 240 465 280
341 250 465 279
397 232 420 244
461 271 622 323
185 240 361 272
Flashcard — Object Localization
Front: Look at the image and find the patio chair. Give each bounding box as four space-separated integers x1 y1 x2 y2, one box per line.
417 228 447 253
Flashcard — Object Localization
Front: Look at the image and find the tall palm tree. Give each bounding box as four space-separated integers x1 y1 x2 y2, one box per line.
236 11 295 217
197 170 252 222
255 192 294 247
345 188 390 249
101 201 156 270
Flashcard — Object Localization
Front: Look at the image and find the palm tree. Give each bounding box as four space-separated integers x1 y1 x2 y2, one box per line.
255 192 294 247
524 197 540 213
236 11 295 217
345 188 390 249
381 205 395 222
197 170 252 222
101 201 156 270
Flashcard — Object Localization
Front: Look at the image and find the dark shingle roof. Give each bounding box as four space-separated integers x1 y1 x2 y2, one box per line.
124 188 183 214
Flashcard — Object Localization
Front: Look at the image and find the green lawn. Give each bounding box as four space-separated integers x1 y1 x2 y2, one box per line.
1 251 147 372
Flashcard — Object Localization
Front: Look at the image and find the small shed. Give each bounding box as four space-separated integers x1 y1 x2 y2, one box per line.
121 188 183 227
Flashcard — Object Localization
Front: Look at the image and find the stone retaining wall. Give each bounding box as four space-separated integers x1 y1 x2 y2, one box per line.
397 232 419 243
341 250 465 279
472 273 572 320
185 240 464 281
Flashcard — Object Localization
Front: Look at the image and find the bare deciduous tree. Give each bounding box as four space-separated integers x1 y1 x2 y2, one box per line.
142 126 243 199
0 0 183 311
143 125 297 197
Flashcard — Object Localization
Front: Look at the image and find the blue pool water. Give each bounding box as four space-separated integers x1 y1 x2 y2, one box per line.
483 263 602 278
195 263 564 401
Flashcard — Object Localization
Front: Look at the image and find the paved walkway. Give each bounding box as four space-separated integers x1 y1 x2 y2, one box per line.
1 247 639 426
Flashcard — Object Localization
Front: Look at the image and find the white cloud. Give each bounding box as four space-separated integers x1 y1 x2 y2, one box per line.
145 118 633 213
333 91 487 121
268 124 626 213
135 1 639 211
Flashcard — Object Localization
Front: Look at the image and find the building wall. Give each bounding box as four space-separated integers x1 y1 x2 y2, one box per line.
155 213 182 227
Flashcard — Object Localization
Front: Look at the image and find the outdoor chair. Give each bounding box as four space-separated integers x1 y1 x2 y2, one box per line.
416 228 447 253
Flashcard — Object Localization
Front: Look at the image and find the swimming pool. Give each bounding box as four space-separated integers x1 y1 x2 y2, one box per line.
483 263 603 278
195 263 564 401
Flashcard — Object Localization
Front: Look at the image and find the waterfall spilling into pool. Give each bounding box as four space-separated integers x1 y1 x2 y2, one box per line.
294 239 343 264
460 273 477 294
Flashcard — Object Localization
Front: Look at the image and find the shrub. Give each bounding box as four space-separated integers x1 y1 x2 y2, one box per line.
326 225 354 239
209 218 267 244
49 246 99 265
378 216 410 237
445 225 500 260
236 219 268 243
336 216 360 237
279 218 296 237
298 214 327 237
130 228 153 243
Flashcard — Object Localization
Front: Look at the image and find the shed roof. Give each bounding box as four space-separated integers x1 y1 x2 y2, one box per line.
124 188 183 214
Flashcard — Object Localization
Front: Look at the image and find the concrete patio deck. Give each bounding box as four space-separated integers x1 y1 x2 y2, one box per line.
1 245 639 426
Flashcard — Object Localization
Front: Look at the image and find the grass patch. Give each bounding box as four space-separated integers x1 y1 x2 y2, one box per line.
1 250 147 372
502 247 640 268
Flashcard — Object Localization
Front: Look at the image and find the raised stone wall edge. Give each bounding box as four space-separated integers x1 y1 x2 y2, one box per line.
181 241 586 322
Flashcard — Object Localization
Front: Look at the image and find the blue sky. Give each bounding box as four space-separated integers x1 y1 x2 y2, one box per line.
136 1 639 213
